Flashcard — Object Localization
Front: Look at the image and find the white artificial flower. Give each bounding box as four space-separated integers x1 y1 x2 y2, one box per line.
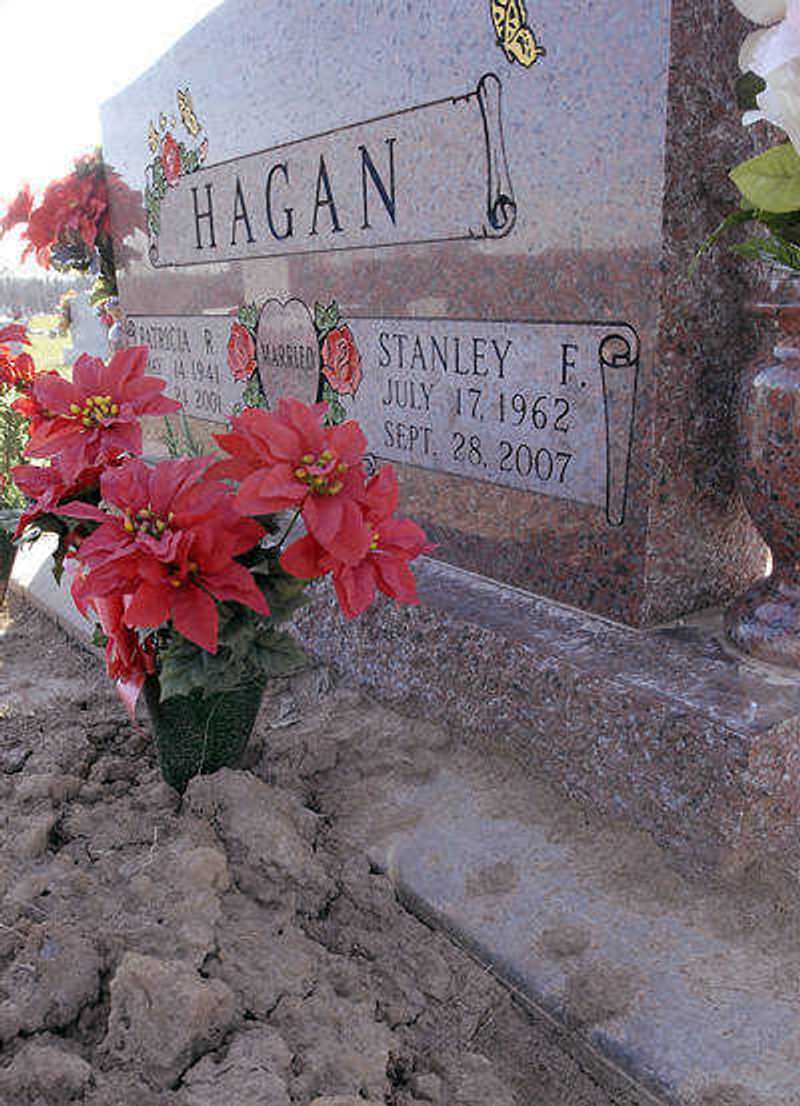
739 4 800 76
744 58 800 151
733 0 787 26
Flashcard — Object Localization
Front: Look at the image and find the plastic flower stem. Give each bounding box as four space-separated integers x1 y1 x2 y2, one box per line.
276 507 302 550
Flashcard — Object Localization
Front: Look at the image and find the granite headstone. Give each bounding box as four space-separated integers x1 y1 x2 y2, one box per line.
101 0 766 626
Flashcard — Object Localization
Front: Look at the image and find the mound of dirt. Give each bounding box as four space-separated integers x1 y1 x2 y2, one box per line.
0 594 619 1105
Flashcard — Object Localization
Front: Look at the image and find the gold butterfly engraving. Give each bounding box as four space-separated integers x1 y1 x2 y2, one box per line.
177 88 202 137
491 0 546 67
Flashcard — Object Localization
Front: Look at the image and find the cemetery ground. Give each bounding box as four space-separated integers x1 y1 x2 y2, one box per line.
0 592 624 1106
26 316 69 375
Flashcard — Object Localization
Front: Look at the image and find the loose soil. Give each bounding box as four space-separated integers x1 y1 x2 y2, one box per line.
0 593 622 1106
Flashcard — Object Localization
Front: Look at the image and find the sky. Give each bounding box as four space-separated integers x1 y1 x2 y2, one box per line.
0 0 221 272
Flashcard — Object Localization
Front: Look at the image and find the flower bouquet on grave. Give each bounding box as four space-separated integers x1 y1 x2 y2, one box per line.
697 0 800 665
698 0 800 267
14 351 432 791
0 149 144 315
0 322 38 598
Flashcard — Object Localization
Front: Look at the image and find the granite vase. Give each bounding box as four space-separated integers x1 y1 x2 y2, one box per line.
143 674 266 793
725 271 800 668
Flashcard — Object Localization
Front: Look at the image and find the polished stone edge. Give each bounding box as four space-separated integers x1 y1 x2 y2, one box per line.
395 878 670 1106
294 558 800 871
9 533 94 648
345 752 800 1106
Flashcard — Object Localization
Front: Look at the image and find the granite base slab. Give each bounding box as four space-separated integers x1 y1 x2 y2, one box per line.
294 558 800 876
327 739 800 1106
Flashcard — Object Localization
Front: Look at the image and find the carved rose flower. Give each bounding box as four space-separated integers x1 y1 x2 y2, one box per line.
227 322 256 382
160 132 183 187
321 325 362 396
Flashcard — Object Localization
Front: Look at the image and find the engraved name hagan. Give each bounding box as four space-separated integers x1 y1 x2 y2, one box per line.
149 76 516 266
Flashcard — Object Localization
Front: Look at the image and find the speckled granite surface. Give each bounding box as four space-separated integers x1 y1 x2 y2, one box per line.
295 558 800 874
102 0 771 627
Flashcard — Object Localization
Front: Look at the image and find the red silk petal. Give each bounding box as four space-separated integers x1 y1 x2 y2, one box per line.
172 585 218 654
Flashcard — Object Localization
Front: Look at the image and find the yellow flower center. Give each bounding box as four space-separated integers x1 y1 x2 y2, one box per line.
123 507 174 538
370 531 380 551
69 393 119 428
293 450 347 496
168 561 198 588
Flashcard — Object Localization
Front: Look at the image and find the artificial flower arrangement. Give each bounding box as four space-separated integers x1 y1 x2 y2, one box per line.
702 0 800 268
6 342 432 791
0 322 35 594
0 150 143 314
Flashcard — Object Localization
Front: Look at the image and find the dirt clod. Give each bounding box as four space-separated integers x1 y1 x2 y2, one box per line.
104 952 236 1088
0 1039 93 1103
0 595 621 1106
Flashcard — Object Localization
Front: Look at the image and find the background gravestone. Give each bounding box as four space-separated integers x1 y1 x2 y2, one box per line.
64 291 108 365
101 0 766 626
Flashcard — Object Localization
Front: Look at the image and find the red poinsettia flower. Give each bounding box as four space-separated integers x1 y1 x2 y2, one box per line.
87 594 157 716
1 351 35 391
11 458 111 538
0 184 34 238
160 133 182 187
21 164 110 266
11 369 59 436
321 324 362 396
227 321 256 382
0 323 29 347
281 465 434 618
212 398 370 563
0 325 30 392
25 346 180 482
62 456 269 654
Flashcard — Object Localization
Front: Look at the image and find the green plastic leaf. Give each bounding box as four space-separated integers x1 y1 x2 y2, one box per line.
314 300 339 337
237 302 260 332
691 208 755 274
731 231 800 269
730 144 800 213
242 374 268 409
157 597 309 704
321 382 347 425
89 274 115 306
736 71 766 111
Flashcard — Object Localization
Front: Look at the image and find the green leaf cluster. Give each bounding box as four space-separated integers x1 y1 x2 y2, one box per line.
242 374 269 410
0 406 27 510
314 301 340 339
237 302 260 334
89 272 116 307
321 381 347 426
730 143 800 214
157 549 310 703
145 161 168 236
697 136 800 273
736 71 766 111
163 414 204 459
180 143 202 175
731 232 800 268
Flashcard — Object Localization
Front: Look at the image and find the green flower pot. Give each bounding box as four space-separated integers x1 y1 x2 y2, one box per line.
143 675 267 793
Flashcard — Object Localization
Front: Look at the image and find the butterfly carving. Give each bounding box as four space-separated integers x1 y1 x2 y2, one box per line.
177 88 202 137
491 0 546 67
